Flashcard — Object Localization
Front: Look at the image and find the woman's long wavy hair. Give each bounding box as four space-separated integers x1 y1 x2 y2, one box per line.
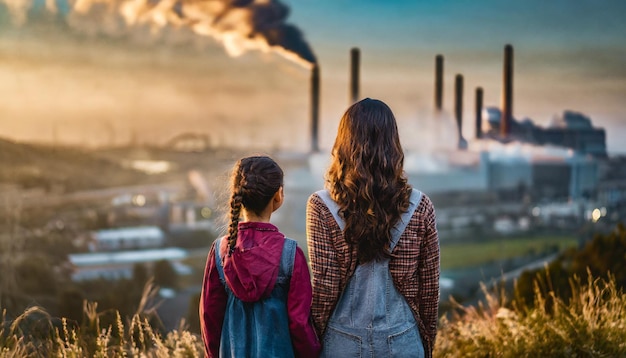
227 156 283 255
326 98 411 263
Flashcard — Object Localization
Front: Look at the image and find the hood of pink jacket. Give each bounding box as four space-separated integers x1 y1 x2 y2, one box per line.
221 222 285 302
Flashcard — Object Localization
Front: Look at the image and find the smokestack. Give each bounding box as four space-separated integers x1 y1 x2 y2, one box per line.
454 74 463 138
310 64 320 152
475 87 483 139
501 44 513 138
350 47 360 104
454 74 467 150
435 54 444 111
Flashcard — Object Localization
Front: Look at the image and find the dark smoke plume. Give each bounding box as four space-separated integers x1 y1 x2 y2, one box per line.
2 0 317 67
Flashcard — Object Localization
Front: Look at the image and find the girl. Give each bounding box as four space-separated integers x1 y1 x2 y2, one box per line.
306 99 440 358
200 155 320 358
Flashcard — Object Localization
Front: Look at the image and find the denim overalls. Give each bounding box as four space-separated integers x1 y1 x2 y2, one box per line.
317 189 425 358
214 237 297 358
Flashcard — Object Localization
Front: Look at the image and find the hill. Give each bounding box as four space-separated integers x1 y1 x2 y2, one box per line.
0 138 153 193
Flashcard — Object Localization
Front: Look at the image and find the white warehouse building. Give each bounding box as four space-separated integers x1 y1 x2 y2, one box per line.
86 226 166 252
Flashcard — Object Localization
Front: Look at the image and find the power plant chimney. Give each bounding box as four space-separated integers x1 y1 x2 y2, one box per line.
310 64 320 152
350 47 360 104
475 87 483 139
435 54 444 111
455 74 468 150
501 44 513 138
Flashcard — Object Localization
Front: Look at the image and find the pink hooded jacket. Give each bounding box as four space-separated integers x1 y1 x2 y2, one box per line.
200 222 320 357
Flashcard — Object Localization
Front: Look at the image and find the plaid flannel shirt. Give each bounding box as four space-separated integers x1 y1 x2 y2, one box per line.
306 192 440 358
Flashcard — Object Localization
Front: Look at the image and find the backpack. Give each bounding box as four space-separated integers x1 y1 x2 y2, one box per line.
214 237 297 358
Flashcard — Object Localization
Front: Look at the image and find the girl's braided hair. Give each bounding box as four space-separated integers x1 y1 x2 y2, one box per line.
227 156 284 255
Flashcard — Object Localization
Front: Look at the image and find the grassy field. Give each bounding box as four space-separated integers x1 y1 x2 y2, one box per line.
440 235 579 270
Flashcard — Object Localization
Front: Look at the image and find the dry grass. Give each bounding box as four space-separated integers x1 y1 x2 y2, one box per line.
435 271 626 357
3 271 626 357
0 280 203 357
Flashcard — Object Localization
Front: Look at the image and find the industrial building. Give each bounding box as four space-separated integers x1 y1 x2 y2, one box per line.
403 148 598 201
299 43 620 238
483 108 607 158
81 226 166 252
67 247 190 282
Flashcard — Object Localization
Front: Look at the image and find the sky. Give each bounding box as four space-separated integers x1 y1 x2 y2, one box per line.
0 0 625 153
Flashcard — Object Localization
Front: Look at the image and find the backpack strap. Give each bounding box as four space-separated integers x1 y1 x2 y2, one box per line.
213 237 226 284
277 238 297 284
315 189 423 253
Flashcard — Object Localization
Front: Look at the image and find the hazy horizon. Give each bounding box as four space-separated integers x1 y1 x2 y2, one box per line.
1 0 625 154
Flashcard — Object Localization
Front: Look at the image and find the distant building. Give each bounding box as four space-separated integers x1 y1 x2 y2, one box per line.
84 226 166 252
68 247 189 281
484 108 607 158
596 156 626 223
405 149 598 201
166 133 211 152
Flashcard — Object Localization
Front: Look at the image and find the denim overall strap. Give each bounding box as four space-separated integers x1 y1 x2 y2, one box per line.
389 189 423 251
315 190 345 231
316 189 422 253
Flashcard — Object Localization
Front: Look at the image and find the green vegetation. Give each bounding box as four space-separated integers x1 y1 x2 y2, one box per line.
0 248 176 324
441 235 578 270
515 224 626 308
153 260 179 289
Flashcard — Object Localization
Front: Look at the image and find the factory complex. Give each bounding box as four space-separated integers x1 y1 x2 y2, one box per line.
302 44 623 238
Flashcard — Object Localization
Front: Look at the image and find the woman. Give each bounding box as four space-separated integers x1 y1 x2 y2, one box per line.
306 98 440 358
